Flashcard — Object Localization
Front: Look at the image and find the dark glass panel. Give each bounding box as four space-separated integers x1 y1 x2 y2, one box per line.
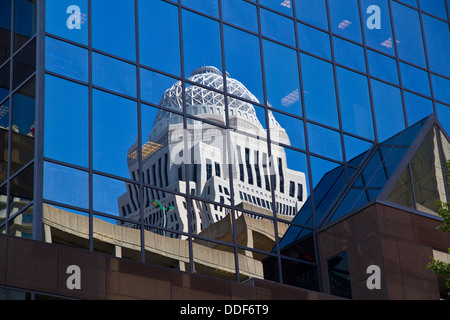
11 77 35 176
0 0 12 65
328 252 352 299
138 0 181 76
45 36 88 82
12 38 35 90
0 62 10 103
45 0 88 45
92 89 138 179
344 134 373 163
8 165 34 238
0 99 8 184
91 0 135 61
44 75 88 168
280 258 319 291
14 0 36 52
0 184 7 227
43 161 89 209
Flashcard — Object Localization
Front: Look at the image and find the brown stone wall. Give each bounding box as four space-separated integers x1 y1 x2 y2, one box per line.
0 233 339 300
318 203 450 300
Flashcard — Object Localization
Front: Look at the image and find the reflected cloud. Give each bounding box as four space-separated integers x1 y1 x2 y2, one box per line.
338 20 352 29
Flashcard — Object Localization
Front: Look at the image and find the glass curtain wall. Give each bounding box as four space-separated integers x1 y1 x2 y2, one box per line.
39 0 450 292
0 0 37 239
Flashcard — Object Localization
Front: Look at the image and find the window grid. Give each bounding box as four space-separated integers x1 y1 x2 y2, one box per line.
33 0 450 291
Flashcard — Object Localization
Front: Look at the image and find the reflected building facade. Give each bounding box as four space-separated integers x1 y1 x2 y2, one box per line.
0 0 450 300
119 66 306 237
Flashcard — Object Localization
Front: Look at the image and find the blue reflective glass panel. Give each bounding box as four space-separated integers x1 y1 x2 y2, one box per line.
329 0 362 42
224 25 263 103
43 162 89 209
310 155 341 188
436 103 450 134
92 52 137 97
397 0 417 7
296 0 328 30
399 62 431 97
391 1 426 68
361 0 395 55
182 10 222 79
263 40 301 117
222 0 258 33
45 37 88 82
308 123 343 161
260 8 296 47
270 111 305 150
140 69 178 106
301 53 338 128
403 91 433 126
298 23 331 60
419 0 447 20
371 80 405 141
44 75 88 168
92 90 138 179
422 14 450 78
367 49 398 85
93 174 128 216
333 37 366 72
91 0 135 61
432 74 450 105
260 0 293 16
182 0 219 17
344 134 373 162
139 0 181 76
45 0 88 45
336 67 374 140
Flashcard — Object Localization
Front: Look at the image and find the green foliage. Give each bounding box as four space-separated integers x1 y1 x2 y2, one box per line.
427 160 450 296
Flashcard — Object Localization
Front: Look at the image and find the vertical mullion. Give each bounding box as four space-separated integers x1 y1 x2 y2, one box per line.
87 0 94 252
217 0 241 283
134 0 145 264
